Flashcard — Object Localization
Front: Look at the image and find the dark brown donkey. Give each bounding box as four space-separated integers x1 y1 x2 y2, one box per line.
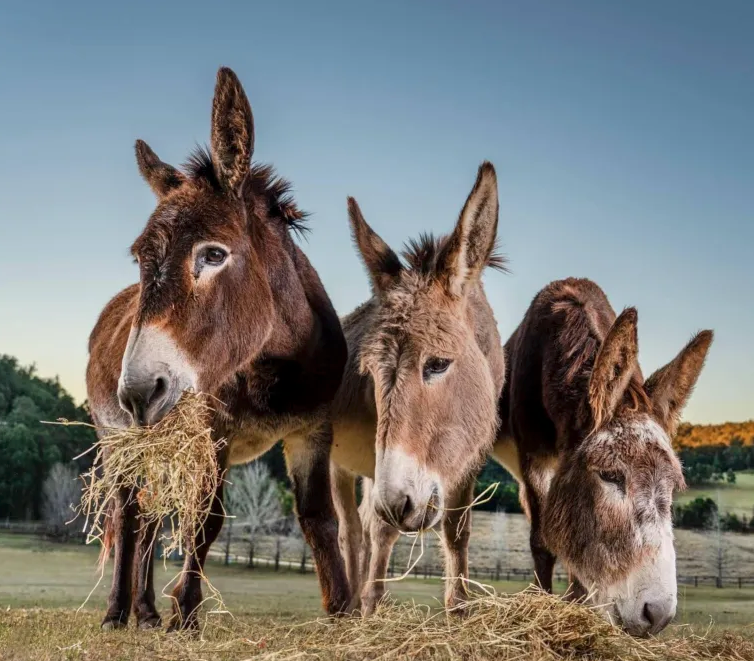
86 67 350 630
492 278 712 636
329 163 506 613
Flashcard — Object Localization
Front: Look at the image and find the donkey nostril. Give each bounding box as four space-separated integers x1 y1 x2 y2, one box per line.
642 602 653 626
642 601 670 632
400 494 413 522
153 376 168 401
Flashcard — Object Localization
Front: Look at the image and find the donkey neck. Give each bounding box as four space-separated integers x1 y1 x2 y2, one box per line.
221 227 346 423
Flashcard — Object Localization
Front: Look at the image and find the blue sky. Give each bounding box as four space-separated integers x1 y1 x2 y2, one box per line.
0 0 751 423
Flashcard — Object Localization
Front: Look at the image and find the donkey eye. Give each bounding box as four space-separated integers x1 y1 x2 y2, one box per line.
598 471 626 490
203 247 227 265
423 357 452 381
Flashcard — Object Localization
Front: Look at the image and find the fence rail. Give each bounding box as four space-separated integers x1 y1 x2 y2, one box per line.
207 547 754 590
3 520 754 590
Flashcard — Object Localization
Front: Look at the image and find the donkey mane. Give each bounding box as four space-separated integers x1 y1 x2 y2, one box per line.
184 147 309 236
550 282 650 426
402 232 508 276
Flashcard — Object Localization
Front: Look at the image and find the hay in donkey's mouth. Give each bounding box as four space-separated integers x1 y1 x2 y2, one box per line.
72 391 226 564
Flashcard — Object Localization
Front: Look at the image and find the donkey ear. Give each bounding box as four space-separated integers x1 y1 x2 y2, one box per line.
588 307 640 428
644 330 713 436
135 140 184 197
347 197 403 295
210 67 255 195
437 162 499 298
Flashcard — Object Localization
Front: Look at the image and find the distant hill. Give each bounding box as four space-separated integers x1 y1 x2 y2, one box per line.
675 421 754 449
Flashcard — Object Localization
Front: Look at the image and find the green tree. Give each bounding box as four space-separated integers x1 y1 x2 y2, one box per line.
0 355 95 520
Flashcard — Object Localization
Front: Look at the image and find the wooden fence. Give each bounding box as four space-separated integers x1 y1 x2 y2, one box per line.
207 546 754 590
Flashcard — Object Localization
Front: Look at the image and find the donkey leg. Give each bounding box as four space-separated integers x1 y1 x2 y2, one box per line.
102 487 138 630
522 480 556 593
167 480 225 632
132 519 161 629
284 423 351 615
357 478 374 585
359 499 400 616
565 571 588 602
441 478 475 611
331 463 363 610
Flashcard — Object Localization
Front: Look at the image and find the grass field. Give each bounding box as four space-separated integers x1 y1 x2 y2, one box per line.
676 471 754 518
1 533 754 660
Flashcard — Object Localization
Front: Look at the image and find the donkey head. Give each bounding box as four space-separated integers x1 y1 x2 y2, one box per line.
543 310 713 636
350 163 503 532
118 67 300 425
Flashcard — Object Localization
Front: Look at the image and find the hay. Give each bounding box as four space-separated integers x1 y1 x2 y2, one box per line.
61 391 227 564
245 588 754 661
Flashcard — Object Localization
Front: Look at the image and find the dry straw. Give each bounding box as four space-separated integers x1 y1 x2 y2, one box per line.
244 588 754 661
123 588 754 660
48 390 228 619
69 390 227 564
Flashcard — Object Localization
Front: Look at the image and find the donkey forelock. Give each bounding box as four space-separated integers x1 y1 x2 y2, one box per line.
130 148 307 320
359 233 506 377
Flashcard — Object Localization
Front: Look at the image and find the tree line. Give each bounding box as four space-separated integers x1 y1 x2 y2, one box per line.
673 497 754 533
0 356 95 521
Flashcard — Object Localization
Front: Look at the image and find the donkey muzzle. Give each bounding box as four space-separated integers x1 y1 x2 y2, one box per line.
374 448 443 532
118 324 198 426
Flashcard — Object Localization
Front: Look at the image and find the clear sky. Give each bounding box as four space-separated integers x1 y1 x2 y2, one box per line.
0 0 751 424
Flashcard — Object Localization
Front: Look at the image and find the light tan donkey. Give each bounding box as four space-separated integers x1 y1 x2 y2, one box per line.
329 162 507 614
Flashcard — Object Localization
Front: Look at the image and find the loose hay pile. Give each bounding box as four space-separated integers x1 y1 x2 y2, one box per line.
59 588 752 661
74 391 226 563
243 589 753 661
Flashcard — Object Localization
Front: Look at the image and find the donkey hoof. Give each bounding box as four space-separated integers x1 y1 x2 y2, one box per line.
166 615 199 634
360 592 383 617
101 617 128 631
166 624 199 636
324 591 354 618
137 616 162 630
346 594 362 614
446 601 470 617
445 592 471 616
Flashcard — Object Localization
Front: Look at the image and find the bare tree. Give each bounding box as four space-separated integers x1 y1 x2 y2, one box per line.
490 509 509 581
42 463 81 540
221 484 240 566
710 489 733 588
226 462 283 568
